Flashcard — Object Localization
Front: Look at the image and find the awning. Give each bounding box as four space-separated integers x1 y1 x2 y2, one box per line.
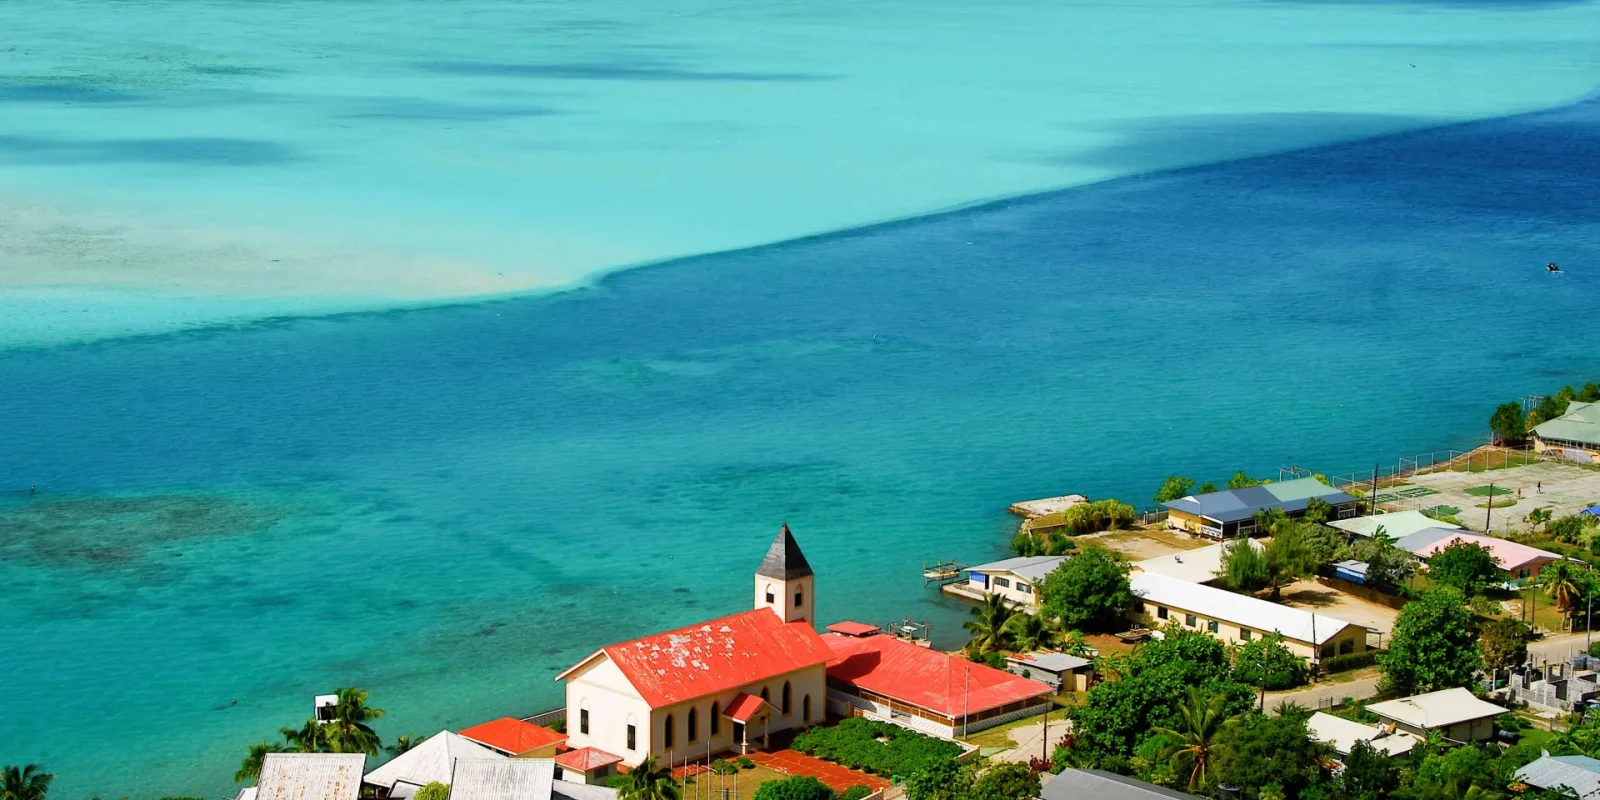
723 692 769 723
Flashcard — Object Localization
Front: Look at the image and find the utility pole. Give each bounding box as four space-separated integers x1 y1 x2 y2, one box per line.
1370 464 1379 514
1485 482 1495 533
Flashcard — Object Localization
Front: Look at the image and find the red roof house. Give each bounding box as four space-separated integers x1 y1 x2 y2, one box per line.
458 717 567 757
822 625 1052 734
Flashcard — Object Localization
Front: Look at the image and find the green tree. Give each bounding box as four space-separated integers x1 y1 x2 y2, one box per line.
970 763 1040 800
1545 562 1590 626
1153 688 1239 791
1 766 53 800
964 593 1018 654
840 788 872 800
280 719 332 753
752 775 835 800
1155 475 1196 504
617 756 681 800
1525 507 1554 533
413 783 450 800
1209 713 1331 800
1007 613 1061 653
1547 515 1591 545
1581 383 1600 403
387 733 426 757
1262 521 1319 600
1427 541 1501 596
1198 482 1219 494
236 741 286 783
1303 497 1333 525
1489 402 1528 444
1339 740 1399 799
325 687 385 755
1063 629 1094 658
1228 471 1260 490
1232 632 1309 691
902 759 969 800
1352 527 1416 589
1039 549 1132 632
1218 539 1269 592
1539 394 1572 425
1379 587 1481 694
1479 617 1531 678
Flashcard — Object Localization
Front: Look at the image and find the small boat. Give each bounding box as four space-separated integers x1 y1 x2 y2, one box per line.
1548 262 1563 273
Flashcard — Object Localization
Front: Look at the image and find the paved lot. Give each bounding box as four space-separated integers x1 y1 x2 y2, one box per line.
1086 527 1208 561
1277 579 1400 634
1403 462 1600 532
749 749 890 793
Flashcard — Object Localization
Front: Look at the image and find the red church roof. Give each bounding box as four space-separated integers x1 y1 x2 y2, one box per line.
723 692 770 723
556 608 833 709
825 621 881 637
555 747 624 772
821 628 1052 717
459 717 567 755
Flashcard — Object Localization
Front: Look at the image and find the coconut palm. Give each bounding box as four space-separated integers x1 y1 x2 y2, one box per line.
325 687 385 755
1 765 53 800
387 733 426 757
236 741 286 783
963 593 1018 654
1062 629 1094 658
281 719 333 753
1153 688 1238 792
616 755 680 800
1007 613 1062 653
1545 562 1587 624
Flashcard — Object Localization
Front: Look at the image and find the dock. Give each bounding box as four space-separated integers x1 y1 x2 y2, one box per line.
1008 494 1088 519
922 559 966 586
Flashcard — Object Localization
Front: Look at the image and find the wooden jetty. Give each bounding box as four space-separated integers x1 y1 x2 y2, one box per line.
922 559 966 586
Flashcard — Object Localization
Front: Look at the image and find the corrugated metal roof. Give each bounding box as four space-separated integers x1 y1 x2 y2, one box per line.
1517 755 1600 798
552 783 620 800
255 753 365 800
1131 572 1358 645
450 759 555 800
1007 652 1092 673
1366 688 1506 730
557 608 833 708
967 555 1066 582
1042 769 1194 800
826 621 881 637
1331 511 1460 539
822 631 1052 717
459 718 566 756
365 730 505 789
553 747 623 772
724 692 769 722
756 524 814 580
1535 402 1600 447
1163 478 1356 523
1394 529 1562 572
1306 712 1416 757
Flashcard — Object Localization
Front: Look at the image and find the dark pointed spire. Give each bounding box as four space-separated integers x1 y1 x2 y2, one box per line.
757 523 814 580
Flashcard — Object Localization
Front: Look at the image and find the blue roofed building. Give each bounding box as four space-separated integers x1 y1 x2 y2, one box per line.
1163 477 1360 539
1516 753 1600 799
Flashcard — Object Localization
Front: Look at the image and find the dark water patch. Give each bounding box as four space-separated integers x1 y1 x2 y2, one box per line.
337 98 565 122
418 59 835 83
0 494 285 570
189 65 285 77
0 135 302 167
0 78 146 104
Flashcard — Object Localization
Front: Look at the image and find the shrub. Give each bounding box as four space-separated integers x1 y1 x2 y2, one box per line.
547 718 566 734
1323 650 1381 674
791 718 963 777
414 783 450 800
710 758 737 775
753 775 836 800
841 786 873 800
1232 632 1309 690
737 756 756 770
606 775 631 789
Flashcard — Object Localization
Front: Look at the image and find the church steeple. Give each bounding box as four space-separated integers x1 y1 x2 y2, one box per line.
754 524 815 626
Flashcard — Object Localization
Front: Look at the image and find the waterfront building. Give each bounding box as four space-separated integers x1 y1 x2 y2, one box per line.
553 527 832 768
1163 478 1359 538
1393 528 1563 580
364 731 503 797
1533 402 1600 461
960 555 1066 607
1130 572 1365 663
1365 688 1505 742
821 622 1053 737
460 718 568 758
239 753 365 800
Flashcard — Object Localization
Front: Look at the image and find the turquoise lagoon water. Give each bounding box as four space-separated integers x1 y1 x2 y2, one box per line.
5 0 1600 796
3 0 1600 344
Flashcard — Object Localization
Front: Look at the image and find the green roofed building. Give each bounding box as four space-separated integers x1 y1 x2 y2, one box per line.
1163 477 1359 539
1533 401 1600 462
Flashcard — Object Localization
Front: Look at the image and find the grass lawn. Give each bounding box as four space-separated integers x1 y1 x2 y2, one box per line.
685 764 793 799
960 704 1076 750
1466 484 1514 497
1424 504 1463 517
1475 497 1520 509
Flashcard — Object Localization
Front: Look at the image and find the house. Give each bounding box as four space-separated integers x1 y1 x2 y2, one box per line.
1534 402 1600 461
1516 753 1600 799
364 731 504 798
1163 477 1360 538
1132 540 1261 585
1393 528 1564 580
552 747 624 786
822 622 1053 738
249 753 366 800
460 718 567 758
554 526 832 768
962 555 1066 607
1041 769 1193 800
1130 572 1365 663
1331 510 1460 540
1365 688 1505 742
1306 712 1416 759
447 759 617 800
1005 651 1094 693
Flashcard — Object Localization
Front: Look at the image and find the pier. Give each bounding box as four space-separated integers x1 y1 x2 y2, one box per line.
922 558 966 585
1008 494 1087 518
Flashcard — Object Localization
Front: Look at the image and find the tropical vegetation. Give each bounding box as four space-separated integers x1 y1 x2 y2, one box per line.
791 718 962 778
616 755 680 800
1038 548 1133 632
236 687 387 783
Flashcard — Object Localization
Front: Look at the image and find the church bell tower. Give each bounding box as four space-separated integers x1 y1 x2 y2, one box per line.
755 524 815 626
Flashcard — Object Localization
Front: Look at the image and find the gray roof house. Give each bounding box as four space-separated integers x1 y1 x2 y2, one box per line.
1517 754 1600 799
363 730 504 798
1042 769 1193 800
252 753 366 800
1534 402 1600 457
451 760 555 800
1163 478 1359 538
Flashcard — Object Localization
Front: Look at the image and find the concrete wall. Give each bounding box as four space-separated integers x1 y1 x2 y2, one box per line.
755 574 815 624
563 656 655 765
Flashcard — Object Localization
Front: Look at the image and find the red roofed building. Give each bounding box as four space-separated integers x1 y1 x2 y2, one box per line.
555 527 832 767
458 716 567 757
822 624 1054 738
553 746 625 785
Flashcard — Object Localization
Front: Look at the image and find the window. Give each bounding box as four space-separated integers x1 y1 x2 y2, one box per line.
1157 606 1168 620
626 723 636 751
1340 640 1355 655
1240 629 1253 642
993 577 1011 589
1185 613 1197 627
688 708 698 742
803 695 811 722
1207 620 1219 634
1321 645 1335 659
664 714 674 748
555 767 564 782
710 702 721 736
1017 582 1032 594
795 590 804 608
580 707 590 735
761 687 770 704
765 584 775 604
782 681 792 715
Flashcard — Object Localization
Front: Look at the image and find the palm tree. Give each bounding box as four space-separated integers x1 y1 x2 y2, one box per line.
1 765 53 800
325 687 385 755
1062 629 1094 658
1007 613 1061 653
616 755 680 800
964 593 1018 654
281 719 332 753
1545 562 1587 625
1153 688 1238 792
387 733 426 757
236 741 285 783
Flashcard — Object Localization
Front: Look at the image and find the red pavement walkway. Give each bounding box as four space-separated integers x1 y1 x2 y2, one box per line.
747 750 891 794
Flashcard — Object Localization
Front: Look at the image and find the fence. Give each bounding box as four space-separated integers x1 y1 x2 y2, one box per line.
522 707 567 727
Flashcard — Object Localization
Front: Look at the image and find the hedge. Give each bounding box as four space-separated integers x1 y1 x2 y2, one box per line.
790 718 962 778
1323 650 1382 674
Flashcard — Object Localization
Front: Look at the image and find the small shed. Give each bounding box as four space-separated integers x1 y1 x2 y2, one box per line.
1331 560 1370 585
1006 652 1093 693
